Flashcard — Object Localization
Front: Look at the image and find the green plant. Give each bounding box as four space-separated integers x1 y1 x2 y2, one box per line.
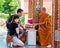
0 0 20 16
20 15 25 26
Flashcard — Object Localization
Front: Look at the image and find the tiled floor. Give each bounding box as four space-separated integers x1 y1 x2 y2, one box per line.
13 45 51 48
0 32 51 48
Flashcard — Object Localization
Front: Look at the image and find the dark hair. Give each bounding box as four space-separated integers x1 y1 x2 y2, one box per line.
17 8 23 13
11 15 19 23
14 16 19 19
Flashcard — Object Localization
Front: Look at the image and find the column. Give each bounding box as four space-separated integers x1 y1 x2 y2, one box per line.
52 0 58 48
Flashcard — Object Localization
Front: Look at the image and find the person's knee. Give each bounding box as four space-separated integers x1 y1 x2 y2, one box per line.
18 43 24 46
22 43 24 46
21 42 24 46
19 40 24 46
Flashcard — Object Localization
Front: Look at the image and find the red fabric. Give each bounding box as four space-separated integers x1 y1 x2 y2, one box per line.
28 19 32 24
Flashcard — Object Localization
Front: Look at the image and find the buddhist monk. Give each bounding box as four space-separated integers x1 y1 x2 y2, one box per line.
38 7 52 47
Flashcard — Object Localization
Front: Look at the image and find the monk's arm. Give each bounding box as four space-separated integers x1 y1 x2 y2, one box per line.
39 22 45 25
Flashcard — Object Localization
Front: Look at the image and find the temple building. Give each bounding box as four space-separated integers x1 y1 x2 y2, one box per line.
20 0 60 48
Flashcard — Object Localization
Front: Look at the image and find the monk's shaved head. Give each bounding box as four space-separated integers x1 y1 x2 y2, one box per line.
41 7 46 11
41 7 46 14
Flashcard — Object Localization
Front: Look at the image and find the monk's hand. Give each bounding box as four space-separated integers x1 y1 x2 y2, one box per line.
33 23 39 26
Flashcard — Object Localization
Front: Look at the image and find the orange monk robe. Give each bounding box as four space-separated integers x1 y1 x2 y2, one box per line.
38 13 52 46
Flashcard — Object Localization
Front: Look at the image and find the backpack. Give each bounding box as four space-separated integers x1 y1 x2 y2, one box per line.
6 16 14 29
